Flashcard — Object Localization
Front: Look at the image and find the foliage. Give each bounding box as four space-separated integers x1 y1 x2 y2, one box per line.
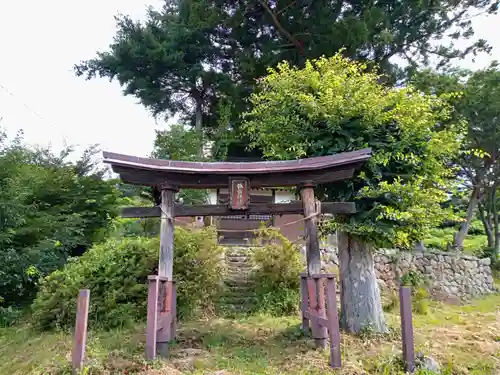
152 124 203 162
250 227 304 315
74 2 233 136
0 130 120 306
243 54 461 248
423 227 487 255
32 227 225 330
400 271 430 315
74 0 496 159
412 65 500 257
151 124 208 205
0 306 23 328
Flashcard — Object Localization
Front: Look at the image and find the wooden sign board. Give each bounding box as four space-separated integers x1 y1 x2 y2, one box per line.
229 177 250 210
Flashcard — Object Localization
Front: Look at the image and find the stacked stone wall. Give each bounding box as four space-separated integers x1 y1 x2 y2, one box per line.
313 237 495 299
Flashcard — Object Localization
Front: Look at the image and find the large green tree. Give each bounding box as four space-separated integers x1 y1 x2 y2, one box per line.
75 0 496 157
0 130 121 306
74 1 235 157
213 0 497 77
412 64 500 258
242 54 460 333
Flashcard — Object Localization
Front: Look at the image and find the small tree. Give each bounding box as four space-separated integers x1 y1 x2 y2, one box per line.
413 65 500 258
0 131 121 306
151 124 208 205
242 54 460 333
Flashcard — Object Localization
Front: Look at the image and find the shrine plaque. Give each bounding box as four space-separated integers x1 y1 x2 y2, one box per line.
229 177 250 210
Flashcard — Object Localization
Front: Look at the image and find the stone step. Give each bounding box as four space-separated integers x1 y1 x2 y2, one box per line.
224 250 253 256
225 283 255 290
226 254 252 259
220 295 258 304
226 267 253 279
226 255 252 261
226 259 252 264
223 251 252 255
224 281 254 289
226 257 252 263
226 268 252 279
224 279 255 287
226 264 252 269
223 291 257 300
217 304 254 315
225 275 253 282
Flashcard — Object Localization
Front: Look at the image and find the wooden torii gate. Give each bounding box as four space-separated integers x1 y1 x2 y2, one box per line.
103 148 371 367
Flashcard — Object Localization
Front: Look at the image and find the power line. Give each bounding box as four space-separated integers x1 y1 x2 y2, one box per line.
0 82 61 133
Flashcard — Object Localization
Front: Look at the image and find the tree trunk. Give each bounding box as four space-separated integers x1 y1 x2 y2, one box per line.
453 186 480 249
492 185 499 255
414 240 425 251
194 92 204 160
478 201 494 247
337 231 387 334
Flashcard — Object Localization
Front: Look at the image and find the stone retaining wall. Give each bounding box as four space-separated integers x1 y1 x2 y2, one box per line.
373 249 494 299
314 237 495 300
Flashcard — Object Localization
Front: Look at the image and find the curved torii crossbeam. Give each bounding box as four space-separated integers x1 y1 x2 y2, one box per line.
103 148 371 188
102 148 372 364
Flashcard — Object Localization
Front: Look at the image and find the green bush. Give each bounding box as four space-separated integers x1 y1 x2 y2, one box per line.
468 219 486 235
423 227 487 255
0 305 24 327
31 227 225 330
250 228 304 316
400 271 430 315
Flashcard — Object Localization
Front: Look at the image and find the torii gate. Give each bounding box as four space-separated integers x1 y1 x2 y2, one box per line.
103 148 371 367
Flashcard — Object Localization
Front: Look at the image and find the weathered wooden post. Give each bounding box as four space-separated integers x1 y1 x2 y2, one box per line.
157 184 177 357
72 289 90 375
325 276 341 368
299 182 321 275
145 276 160 360
399 286 415 372
300 182 328 349
300 275 309 334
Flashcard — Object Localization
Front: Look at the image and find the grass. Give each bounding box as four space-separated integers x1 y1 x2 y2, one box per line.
423 227 488 255
0 293 499 375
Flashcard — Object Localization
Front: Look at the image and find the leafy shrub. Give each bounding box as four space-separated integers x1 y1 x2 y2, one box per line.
0 137 120 307
250 227 304 315
0 306 24 327
423 227 487 255
32 227 225 330
400 271 430 315
468 219 485 235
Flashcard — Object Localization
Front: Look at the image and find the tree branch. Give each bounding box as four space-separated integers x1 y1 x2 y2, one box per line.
257 0 305 56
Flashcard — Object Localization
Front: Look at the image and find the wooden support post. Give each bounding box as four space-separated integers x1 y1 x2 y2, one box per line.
399 286 415 373
72 289 90 375
316 278 328 349
170 282 177 339
158 184 177 357
307 278 328 349
299 182 321 275
300 275 309 334
325 277 342 368
146 276 160 361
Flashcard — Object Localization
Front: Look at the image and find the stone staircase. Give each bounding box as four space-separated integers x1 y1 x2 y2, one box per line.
219 246 257 314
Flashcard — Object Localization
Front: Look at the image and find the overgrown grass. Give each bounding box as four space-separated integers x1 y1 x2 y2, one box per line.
1 293 498 375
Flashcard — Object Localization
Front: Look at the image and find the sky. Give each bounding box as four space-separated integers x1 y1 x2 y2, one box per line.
0 2 499 163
